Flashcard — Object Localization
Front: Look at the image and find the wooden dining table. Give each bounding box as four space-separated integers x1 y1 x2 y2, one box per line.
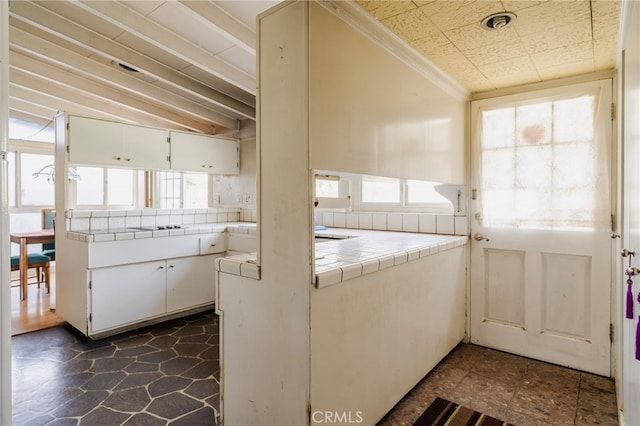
10 229 55 301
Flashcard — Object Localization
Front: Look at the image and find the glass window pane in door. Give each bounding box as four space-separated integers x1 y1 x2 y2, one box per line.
479 92 605 230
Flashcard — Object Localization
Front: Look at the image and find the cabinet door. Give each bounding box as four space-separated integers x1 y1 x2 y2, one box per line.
170 131 239 174
121 123 170 170
90 261 166 333
67 115 170 170
166 256 216 313
68 115 124 167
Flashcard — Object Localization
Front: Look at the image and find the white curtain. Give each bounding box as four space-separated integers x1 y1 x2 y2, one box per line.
472 80 611 231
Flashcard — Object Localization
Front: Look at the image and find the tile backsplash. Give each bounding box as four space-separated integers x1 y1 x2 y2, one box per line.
66 207 255 232
316 211 468 236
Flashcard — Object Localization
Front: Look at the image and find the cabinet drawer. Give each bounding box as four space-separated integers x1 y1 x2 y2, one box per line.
200 233 226 254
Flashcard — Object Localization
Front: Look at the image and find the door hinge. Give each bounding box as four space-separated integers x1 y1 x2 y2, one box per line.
611 214 616 232
167 136 171 143
89 313 92 322
66 122 70 130
611 103 615 121
167 155 171 162
88 280 92 290
471 189 477 200
610 323 614 343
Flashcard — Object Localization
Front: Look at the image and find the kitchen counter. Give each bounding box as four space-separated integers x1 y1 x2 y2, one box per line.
216 227 468 288
66 222 256 242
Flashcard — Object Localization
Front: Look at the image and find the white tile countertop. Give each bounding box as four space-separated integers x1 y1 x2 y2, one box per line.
216 227 468 289
66 222 256 242
313 229 468 288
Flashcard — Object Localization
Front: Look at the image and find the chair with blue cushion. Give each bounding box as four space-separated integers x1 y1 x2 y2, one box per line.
10 252 51 293
41 209 55 261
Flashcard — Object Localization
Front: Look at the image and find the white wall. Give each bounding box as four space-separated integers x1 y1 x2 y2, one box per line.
218 1 469 424
308 3 466 184
310 247 466 424
211 137 256 211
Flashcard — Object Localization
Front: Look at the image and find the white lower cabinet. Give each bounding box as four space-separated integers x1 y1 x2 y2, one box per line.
167 256 215 314
89 255 216 335
90 261 166 333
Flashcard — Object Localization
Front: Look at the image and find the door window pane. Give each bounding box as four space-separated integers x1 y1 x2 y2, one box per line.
479 93 608 230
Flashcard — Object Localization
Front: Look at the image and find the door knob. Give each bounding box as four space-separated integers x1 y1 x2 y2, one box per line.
627 266 640 276
621 249 636 257
473 233 490 242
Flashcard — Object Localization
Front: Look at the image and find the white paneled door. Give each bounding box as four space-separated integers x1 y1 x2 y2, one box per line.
470 80 613 376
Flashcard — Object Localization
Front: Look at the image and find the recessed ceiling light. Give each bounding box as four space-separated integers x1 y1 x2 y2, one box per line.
481 12 516 31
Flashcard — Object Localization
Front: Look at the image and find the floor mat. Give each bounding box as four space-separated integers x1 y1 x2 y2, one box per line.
413 397 514 426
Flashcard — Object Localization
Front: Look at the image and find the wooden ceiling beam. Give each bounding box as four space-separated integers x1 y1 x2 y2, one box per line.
9 0 256 120
10 69 197 131
9 96 58 121
75 0 256 95
10 25 237 131
11 52 218 134
8 109 54 127
177 0 256 55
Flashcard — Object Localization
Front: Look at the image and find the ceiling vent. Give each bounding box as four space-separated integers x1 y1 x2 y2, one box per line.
118 62 139 72
481 12 516 31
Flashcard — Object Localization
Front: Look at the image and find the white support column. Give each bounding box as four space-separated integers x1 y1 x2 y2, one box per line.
0 0 12 423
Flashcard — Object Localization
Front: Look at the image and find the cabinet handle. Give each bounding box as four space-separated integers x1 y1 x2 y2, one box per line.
159 265 164 269
125 158 131 162
168 265 174 269
201 165 206 168
115 156 121 161
210 244 216 247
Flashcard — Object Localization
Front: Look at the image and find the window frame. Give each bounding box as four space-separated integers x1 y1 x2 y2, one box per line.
7 139 56 213
154 170 211 209
352 175 454 214
74 166 142 210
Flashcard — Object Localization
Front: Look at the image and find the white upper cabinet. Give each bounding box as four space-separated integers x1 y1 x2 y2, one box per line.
67 115 170 170
170 130 239 175
64 115 239 174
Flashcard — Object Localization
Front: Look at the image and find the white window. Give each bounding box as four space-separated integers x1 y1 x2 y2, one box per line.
76 166 138 209
355 175 453 213
7 150 55 209
406 180 451 206
315 175 340 198
362 175 400 203
157 171 208 209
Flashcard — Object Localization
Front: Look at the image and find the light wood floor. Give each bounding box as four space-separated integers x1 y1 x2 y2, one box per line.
10 269 65 336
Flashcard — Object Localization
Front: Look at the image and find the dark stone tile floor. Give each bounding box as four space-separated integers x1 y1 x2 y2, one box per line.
12 311 219 425
378 343 618 426
13 314 618 426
